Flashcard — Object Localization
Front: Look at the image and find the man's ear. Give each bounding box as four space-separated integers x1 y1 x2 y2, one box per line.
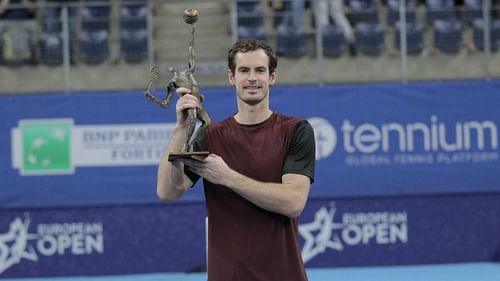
227 69 235 86
269 70 277 86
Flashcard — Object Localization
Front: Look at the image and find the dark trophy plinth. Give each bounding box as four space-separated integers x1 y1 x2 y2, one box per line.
143 8 211 162
168 151 210 161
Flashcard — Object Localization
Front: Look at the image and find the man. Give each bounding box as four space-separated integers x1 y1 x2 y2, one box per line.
156 39 316 281
314 0 356 55
0 0 37 64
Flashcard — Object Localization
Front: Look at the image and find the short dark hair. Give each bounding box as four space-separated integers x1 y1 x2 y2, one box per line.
227 39 278 74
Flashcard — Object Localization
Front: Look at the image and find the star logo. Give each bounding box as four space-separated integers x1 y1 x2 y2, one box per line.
0 214 39 274
299 203 344 263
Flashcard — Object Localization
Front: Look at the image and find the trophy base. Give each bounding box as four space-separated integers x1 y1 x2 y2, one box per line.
168 151 210 161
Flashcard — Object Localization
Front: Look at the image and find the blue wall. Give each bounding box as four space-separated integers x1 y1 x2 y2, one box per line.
0 80 499 277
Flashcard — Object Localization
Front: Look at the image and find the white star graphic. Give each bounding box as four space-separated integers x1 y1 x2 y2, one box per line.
0 215 38 274
299 204 344 263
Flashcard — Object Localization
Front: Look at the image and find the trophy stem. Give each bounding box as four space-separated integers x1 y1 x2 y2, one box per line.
188 25 196 73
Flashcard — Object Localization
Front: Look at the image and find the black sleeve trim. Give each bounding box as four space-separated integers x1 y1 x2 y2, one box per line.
282 120 316 183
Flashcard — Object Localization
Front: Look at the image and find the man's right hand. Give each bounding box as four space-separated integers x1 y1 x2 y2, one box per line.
175 87 199 127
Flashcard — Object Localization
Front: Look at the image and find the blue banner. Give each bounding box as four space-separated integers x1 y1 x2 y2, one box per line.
1 80 500 207
1 193 499 277
299 193 500 267
0 203 207 277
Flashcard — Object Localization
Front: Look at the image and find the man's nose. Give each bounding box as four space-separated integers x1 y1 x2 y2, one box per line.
248 70 257 81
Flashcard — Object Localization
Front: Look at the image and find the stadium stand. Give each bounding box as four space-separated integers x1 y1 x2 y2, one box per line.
238 24 267 41
348 0 379 24
425 0 457 24
394 20 424 54
79 2 111 63
236 0 264 28
433 19 464 52
463 0 485 25
355 21 385 55
387 0 417 26
472 18 500 51
0 0 499 92
322 23 347 57
120 2 148 62
39 31 63 65
276 21 308 57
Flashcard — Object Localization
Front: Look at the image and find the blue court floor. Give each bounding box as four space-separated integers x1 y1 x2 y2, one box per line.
3 263 500 281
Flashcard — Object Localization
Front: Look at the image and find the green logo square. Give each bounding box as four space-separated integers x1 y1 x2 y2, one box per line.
21 120 73 175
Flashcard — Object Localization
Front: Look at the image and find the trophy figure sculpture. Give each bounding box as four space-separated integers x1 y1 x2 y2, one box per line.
143 8 210 161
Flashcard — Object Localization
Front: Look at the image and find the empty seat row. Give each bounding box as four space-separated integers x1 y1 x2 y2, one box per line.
38 2 148 65
236 0 500 58
267 18 500 58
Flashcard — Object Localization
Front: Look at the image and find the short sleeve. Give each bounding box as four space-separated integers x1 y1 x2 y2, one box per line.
282 120 316 183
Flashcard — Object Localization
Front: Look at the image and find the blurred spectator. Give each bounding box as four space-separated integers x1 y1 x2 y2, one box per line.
0 0 38 64
270 0 306 32
0 0 35 19
314 0 356 55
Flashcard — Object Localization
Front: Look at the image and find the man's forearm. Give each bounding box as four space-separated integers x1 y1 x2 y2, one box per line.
222 170 310 218
156 127 191 201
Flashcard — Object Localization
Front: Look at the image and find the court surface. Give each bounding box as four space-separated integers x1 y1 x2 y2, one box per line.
3 262 499 281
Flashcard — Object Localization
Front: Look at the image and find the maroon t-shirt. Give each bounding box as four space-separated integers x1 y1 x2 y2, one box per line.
187 112 315 281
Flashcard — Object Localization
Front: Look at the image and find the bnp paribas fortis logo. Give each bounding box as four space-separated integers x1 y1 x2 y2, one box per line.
14 119 74 175
12 118 177 176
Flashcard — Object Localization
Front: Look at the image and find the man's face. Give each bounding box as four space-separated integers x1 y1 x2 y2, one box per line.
228 49 276 106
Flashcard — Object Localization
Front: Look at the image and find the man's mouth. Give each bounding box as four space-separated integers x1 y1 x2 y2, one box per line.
243 86 261 90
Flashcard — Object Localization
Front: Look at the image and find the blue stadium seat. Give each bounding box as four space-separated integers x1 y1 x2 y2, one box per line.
40 32 63 65
119 3 148 62
237 0 264 28
81 4 111 33
348 0 379 24
120 4 147 31
463 0 484 25
394 21 424 54
472 19 500 51
120 29 148 63
387 0 417 26
276 24 308 58
238 25 267 42
322 24 347 57
433 19 463 52
84 1 111 18
425 0 456 25
355 22 385 55
42 4 80 64
237 0 260 12
42 6 62 33
79 29 109 63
